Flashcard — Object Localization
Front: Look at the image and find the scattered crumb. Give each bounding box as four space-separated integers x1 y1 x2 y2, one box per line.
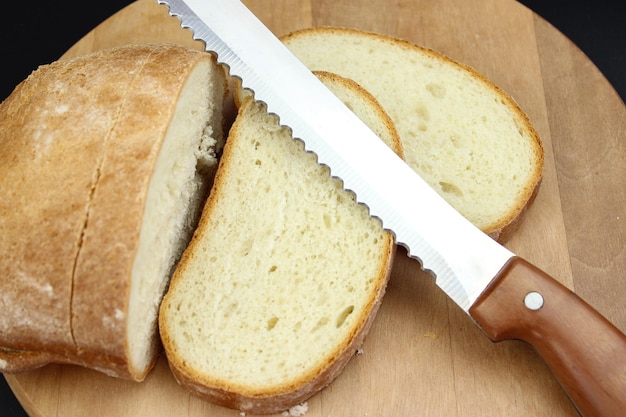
240 412 246 417
356 348 364 355
282 402 308 416
423 332 438 340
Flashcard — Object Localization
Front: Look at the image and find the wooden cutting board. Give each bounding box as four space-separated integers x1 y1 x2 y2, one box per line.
5 0 626 415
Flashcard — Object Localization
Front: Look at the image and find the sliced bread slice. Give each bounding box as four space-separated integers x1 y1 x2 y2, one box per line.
159 71 402 414
282 27 544 241
0 44 227 381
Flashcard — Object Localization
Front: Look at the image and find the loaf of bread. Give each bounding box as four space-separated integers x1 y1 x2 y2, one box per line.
158 71 402 414
0 44 227 381
282 27 544 241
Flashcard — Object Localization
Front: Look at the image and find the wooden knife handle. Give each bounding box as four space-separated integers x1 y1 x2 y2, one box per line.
469 257 626 417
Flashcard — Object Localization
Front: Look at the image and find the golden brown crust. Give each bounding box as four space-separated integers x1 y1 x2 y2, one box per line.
0 348 70 373
70 44 216 380
281 26 544 241
0 43 218 380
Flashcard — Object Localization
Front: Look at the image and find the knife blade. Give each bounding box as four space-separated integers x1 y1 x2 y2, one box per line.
157 1 626 415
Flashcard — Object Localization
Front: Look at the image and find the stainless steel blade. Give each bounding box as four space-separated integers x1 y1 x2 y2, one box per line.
157 0 515 312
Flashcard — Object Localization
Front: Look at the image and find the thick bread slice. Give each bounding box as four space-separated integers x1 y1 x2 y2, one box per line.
0 44 227 381
282 27 544 241
159 72 401 414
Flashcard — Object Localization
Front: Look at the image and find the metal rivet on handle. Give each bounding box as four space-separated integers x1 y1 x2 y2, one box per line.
524 291 544 311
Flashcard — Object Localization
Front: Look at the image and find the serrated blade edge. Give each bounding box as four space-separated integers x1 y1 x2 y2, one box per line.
156 0 515 311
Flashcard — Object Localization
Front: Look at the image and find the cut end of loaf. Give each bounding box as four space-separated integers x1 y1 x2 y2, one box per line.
126 54 226 379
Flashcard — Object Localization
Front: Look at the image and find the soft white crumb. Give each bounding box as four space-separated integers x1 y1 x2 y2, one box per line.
282 402 308 416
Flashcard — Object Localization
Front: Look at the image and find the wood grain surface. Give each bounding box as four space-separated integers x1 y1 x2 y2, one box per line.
4 0 626 416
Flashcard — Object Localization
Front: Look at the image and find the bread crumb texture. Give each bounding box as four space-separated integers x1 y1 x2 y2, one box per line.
283 402 309 416
282 27 543 237
161 100 390 392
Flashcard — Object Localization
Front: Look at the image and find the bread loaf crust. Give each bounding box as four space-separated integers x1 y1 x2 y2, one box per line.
0 44 226 380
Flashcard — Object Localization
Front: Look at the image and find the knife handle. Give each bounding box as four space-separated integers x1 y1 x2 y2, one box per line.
469 256 626 417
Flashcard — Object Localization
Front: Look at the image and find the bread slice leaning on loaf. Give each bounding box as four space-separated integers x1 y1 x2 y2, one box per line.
282 27 544 241
0 44 227 381
159 71 402 414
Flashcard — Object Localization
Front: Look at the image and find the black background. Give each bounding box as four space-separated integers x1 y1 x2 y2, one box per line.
1 1 624 416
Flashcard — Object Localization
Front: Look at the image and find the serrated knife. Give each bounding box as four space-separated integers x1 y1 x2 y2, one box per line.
156 0 626 415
